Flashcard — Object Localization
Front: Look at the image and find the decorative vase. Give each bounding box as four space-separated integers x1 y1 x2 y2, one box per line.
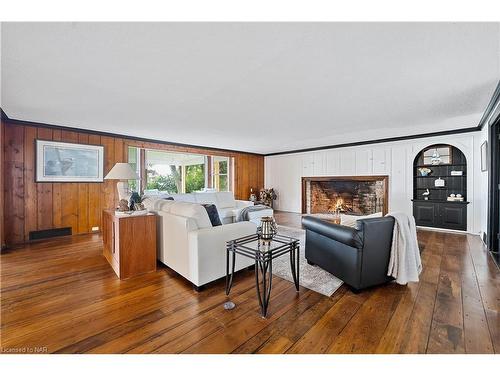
431 150 442 165
257 216 277 240
418 167 431 176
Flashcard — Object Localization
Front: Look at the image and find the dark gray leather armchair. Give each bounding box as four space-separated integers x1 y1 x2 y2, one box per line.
302 216 395 292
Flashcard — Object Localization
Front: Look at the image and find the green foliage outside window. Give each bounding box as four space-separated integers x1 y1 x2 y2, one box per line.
185 164 205 193
146 163 205 193
147 174 179 193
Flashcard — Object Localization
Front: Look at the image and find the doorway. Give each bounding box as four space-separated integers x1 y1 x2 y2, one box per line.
487 115 500 264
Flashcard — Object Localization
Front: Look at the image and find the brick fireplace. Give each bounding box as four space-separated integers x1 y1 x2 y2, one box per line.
302 176 388 215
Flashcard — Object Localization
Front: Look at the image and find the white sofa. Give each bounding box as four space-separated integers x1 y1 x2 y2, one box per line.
145 191 272 225
143 197 258 288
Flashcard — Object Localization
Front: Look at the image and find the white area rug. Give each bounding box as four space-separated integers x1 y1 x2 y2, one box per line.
271 225 343 297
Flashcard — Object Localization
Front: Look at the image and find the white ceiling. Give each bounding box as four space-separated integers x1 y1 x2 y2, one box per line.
1 22 499 154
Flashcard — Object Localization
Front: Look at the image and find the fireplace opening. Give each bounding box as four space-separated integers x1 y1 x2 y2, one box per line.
302 176 388 216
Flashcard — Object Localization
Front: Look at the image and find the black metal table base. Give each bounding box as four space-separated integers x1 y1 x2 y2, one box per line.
225 235 300 318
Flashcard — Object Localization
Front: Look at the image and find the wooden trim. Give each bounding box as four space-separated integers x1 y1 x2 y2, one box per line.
301 175 389 216
479 80 500 130
139 148 147 194
487 117 500 252
0 111 262 157
0 118 4 248
206 156 213 189
266 127 481 156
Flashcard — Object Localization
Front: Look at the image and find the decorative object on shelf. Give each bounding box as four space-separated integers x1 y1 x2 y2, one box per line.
434 177 445 187
257 216 277 240
423 145 452 165
422 188 430 200
35 140 104 182
430 150 441 165
480 140 488 172
118 199 130 212
104 163 139 201
129 192 145 211
450 170 463 176
447 193 464 202
418 167 432 176
259 188 277 208
249 188 257 202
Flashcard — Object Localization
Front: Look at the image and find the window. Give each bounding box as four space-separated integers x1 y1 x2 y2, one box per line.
145 150 206 194
127 146 233 195
212 156 230 192
127 146 141 192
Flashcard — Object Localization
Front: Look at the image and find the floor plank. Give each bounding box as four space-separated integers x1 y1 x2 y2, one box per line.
1 211 498 354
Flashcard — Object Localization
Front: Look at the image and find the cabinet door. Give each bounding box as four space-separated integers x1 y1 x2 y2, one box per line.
413 202 437 227
438 204 467 230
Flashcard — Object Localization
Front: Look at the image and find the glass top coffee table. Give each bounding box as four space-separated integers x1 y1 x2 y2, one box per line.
225 233 300 317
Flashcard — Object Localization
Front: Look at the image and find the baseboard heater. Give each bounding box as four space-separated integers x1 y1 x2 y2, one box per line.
29 227 72 241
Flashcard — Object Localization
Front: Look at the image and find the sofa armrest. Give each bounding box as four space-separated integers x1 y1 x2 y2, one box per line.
235 200 254 208
302 216 362 249
187 221 257 285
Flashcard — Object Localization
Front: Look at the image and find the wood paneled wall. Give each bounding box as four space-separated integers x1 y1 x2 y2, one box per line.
2 120 264 246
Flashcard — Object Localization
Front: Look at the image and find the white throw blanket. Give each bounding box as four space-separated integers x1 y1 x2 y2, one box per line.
386 212 422 285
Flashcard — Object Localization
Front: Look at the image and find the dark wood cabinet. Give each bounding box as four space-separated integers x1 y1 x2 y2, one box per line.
102 210 157 279
439 203 467 230
412 144 468 231
413 201 467 231
413 201 437 227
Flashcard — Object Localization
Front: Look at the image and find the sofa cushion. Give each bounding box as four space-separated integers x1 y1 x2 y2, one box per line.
216 191 236 208
217 207 236 219
202 204 222 227
142 197 166 211
194 192 218 205
168 201 212 229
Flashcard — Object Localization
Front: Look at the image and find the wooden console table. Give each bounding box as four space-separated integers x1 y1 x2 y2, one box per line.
102 210 157 279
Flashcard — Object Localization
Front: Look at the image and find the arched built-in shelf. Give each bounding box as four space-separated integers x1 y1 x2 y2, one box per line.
412 144 469 231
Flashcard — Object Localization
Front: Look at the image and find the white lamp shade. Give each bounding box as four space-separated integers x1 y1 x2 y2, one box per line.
104 163 138 180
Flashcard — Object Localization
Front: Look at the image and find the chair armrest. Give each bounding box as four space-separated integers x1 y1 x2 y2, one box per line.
302 216 362 248
235 200 254 208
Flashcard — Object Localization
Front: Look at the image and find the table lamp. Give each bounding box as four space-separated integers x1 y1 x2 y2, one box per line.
104 163 139 201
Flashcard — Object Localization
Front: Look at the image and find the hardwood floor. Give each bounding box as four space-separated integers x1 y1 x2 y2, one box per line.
1 211 498 354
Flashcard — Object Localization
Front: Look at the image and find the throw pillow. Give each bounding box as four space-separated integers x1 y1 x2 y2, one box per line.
202 204 222 226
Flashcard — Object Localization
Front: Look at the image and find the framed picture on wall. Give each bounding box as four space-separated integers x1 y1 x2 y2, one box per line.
480 140 488 172
36 140 104 182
